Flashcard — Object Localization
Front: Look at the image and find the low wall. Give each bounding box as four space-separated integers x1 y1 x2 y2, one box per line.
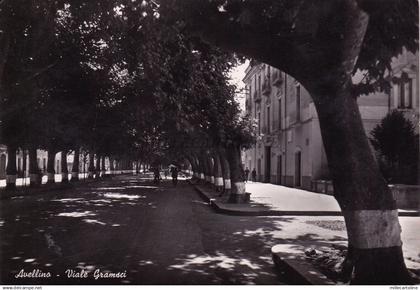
311 180 420 209
311 180 334 195
389 184 420 210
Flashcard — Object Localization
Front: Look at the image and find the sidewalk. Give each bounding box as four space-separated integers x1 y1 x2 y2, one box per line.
192 181 420 283
195 181 420 217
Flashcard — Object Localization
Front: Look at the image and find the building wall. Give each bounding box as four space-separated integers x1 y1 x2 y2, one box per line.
243 50 419 190
243 62 320 190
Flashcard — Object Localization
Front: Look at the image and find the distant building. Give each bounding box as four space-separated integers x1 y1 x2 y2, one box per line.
242 50 419 190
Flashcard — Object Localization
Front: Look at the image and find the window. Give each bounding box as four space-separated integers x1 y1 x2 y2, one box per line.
258 112 261 135
278 99 282 129
267 106 271 134
398 78 413 109
296 84 301 122
258 75 261 94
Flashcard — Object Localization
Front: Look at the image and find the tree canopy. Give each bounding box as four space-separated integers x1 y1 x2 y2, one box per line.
0 0 255 165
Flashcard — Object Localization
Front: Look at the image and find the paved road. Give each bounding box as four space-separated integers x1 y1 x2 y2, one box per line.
0 175 285 285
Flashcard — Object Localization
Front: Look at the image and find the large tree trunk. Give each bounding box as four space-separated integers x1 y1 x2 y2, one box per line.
198 155 206 182
95 155 101 177
101 156 106 176
109 158 114 173
186 155 197 180
308 83 413 284
28 146 41 187
88 152 95 179
61 151 69 183
135 160 139 174
192 156 200 179
206 155 215 185
5 144 17 190
213 151 224 192
226 144 248 203
295 2 412 284
46 149 56 184
22 149 27 179
219 148 231 196
71 148 80 181
201 154 210 183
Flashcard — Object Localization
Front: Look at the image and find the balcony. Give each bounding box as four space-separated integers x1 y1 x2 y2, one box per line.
262 77 271 96
272 69 283 87
254 90 261 103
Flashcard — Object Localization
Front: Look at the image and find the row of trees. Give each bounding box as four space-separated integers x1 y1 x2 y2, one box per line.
0 1 255 200
1 0 418 284
158 0 419 284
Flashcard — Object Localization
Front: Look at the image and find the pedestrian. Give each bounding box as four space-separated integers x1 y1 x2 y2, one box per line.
164 168 168 180
251 168 257 182
153 167 160 184
244 167 250 183
170 166 178 186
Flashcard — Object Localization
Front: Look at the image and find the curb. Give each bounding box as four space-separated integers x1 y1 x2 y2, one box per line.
192 181 420 284
271 248 336 285
192 183 420 217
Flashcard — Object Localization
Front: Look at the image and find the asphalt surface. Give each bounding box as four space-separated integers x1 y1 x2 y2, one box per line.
0 174 285 285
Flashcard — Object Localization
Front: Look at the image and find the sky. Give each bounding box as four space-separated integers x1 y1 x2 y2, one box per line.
229 59 250 110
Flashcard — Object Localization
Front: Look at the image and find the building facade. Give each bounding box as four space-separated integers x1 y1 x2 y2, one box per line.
243 50 419 190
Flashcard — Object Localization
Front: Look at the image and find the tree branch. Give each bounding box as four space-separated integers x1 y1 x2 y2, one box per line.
186 9 308 78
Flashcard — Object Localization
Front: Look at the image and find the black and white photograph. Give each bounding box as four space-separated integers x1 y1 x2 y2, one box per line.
0 0 419 287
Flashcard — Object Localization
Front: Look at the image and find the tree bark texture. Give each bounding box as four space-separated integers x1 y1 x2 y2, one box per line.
101 156 106 175
28 146 41 186
71 148 80 181
61 151 68 183
29 145 41 187
226 144 247 203
198 155 206 182
212 152 223 191
207 155 215 185
46 150 56 184
219 148 231 195
296 2 413 283
88 153 95 178
187 155 198 179
5 144 17 190
309 85 412 284
95 155 101 177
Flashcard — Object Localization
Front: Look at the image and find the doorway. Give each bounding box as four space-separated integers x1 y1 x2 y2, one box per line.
277 155 282 184
257 159 261 182
264 146 271 183
295 151 302 187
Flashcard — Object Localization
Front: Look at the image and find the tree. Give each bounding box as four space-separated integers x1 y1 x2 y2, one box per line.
160 0 418 284
370 110 418 185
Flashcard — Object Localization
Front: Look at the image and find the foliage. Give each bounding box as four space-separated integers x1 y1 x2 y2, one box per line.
160 0 418 97
0 0 255 165
370 110 418 184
